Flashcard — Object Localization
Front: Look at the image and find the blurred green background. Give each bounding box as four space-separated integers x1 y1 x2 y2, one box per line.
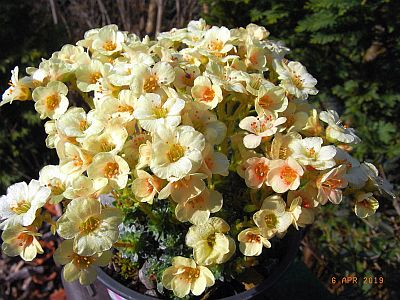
0 0 399 299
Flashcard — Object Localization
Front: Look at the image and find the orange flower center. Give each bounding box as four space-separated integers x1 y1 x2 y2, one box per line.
103 41 117 51
80 216 101 234
246 232 261 243
72 253 96 269
45 94 60 110
89 72 102 84
259 95 273 109
179 267 200 283
208 39 223 52
104 162 119 178
16 232 33 248
280 166 298 185
143 75 158 92
201 87 215 102
254 162 269 179
167 144 185 163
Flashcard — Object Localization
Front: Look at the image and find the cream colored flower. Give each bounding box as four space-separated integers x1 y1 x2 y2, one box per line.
175 188 223 225
39 165 68 204
267 157 304 193
92 25 124 56
239 113 286 149
173 65 200 90
288 137 336 170
130 62 175 96
54 239 112 285
185 217 235 265
238 227 271 256
75 59 105 92
1 66 31 106
132 170 163 204
181 101 227 145
319 110 361 144
32 81 69 119
63 175 107 200
316 164 348 204
0 180 50 229
87 153 130 191
150 125 205 181
1 224 43 261
244 157 271 189
162 257 215 298
354 192 379 218
270 132 301 160
201 26 233 56
280 102 308 132
277 60 318 100
245 46 267 71
287 184 319 227
199 144 229 177
253 195 292 238
191 76 223 109
255 86 288 116
82 124 128 154
57 198 122 256
59 143 93 176
158 173 207 203
133 93 185 132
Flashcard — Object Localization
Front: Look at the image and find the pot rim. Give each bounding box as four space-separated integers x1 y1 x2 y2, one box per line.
97 227 304 300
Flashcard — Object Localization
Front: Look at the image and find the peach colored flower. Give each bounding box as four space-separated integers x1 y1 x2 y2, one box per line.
267 157 304 193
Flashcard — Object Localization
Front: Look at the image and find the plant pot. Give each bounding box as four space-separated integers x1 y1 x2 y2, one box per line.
94 227 304 300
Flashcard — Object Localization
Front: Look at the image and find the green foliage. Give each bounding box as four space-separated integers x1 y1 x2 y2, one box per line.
202 0 400 298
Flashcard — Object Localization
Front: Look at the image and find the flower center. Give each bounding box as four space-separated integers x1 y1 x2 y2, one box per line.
48 178 64 195
72 253 96 269
103 41 117 51
292 74 303 89
16 232 33 247
280 166 298 185
153 106 168 118
117 105 134 114
259 95 273 109
201 87 215 102
254 162 269 179
79 120 88 131
246 233 261 243
89 72 102 84
103 162 119 178
208 39 223 52
264 213 278 228
80 216 101 234
183 72 194 86
45 94 60 110
11 200 31 215
181 267 200 283
322 178 343 189
167 144 185 163
143 75 158 92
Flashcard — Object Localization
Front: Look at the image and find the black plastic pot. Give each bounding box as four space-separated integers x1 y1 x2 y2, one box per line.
96 227 304 300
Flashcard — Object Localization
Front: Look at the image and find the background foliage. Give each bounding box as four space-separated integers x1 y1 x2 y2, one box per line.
0 0 399 299
201 0 400 298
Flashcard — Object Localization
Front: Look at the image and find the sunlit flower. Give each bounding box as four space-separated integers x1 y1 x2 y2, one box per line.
199 144 229 177
253 195 292 238
186 217 235 265
150 125 205 181
92 25 124 56
132 170 163 204
32 81 69 119
191 76 223 109
239 113 286 149
158 173 207 203
244 157 271 189
201 26 233 56
267 157 304 193
1 66 31 106
238 227 271 256
57 198 122 256
175 188 223 225
276 60 318 100
316 164 348 204
319 110 361 144
1 224 43 261
133 93 185 132
0 180 50 230
54 239 111 285
289 137 336 170
255 86 288 116
39 165 68 204
87 153 130 191
287 183 319 227
162 256 215 298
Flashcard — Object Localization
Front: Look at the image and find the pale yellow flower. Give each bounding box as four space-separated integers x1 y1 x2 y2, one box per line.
162 256 215 298
32 81 69 119
238 227 271 256
185 217 235 265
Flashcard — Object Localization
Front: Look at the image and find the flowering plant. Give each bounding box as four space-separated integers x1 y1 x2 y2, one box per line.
0 19 394 298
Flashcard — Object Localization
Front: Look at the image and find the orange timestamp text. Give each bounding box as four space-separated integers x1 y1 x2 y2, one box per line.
331 275 384 285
